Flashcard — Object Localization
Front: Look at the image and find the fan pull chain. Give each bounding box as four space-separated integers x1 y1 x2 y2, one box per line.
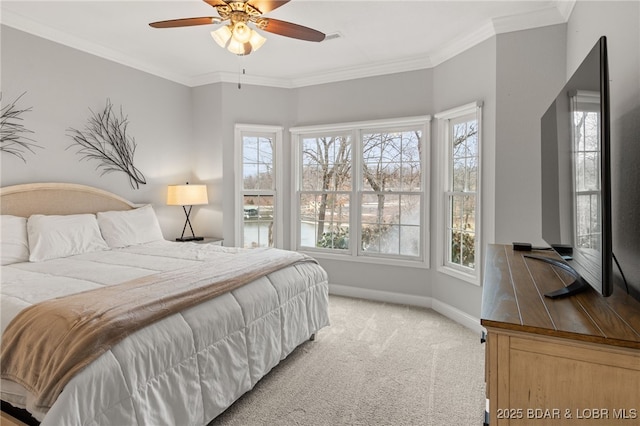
238 68 246 89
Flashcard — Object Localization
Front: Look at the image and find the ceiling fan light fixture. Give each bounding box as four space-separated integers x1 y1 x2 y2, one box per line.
211 25 232 48
211 22 265 56
232 21 252 44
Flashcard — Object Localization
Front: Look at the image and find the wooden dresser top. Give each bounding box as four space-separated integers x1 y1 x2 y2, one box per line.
481 244 640 349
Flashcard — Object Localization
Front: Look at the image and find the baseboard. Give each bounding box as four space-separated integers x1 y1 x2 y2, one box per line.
328 284 483 333
431 298 485 334
329 284 432 309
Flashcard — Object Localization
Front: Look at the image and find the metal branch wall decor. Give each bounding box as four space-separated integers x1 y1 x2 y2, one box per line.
67 99 146 189
0 92 41 162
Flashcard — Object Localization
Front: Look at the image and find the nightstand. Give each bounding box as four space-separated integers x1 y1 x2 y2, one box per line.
174 237 223 246
193 237 223 246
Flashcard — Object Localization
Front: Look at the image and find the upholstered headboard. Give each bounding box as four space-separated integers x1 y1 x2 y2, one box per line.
0 183 138 217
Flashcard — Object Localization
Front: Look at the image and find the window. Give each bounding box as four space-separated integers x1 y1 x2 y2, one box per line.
235 124 283 248
299 133 352 250
435 102 482 284
570 91 601 250
361 130 423 257
292 116 430 266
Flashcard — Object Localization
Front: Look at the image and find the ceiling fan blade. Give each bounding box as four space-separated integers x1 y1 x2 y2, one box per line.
203 0 228 8
149 17 219 28
247 0 290 14
261 18 325 42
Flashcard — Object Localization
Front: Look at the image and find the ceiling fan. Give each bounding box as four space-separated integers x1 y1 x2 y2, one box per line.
149 0 325 56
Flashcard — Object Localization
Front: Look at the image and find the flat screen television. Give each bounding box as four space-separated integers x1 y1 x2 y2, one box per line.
538 36 612 298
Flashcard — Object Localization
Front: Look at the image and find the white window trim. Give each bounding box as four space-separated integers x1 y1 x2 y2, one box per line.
290 116 431 268
234 124 284 248
435 101 483 285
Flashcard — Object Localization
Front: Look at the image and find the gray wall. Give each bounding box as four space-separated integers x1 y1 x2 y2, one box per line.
0 26 194 238
494 24 567 245
190 83 224 240
294 70 432 126
567 1 640 296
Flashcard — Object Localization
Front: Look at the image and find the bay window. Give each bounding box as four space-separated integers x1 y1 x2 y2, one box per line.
292 116 430 266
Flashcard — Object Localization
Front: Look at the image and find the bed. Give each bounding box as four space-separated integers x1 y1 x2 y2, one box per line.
0 182 330 425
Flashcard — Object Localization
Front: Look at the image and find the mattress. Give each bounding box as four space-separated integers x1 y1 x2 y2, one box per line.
0 240 330 425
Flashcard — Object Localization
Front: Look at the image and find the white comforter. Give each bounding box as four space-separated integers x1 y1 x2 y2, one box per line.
0 241 329 425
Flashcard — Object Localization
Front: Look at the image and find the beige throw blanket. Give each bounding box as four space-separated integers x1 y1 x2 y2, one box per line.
1 247 315 411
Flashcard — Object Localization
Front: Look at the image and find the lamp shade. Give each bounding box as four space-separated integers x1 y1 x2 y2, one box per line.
227 38 251 55
248 30 266 52
211 25 232 48
167 184 208 206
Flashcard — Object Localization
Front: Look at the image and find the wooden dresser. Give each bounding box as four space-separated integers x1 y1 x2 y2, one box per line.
481 244 640 425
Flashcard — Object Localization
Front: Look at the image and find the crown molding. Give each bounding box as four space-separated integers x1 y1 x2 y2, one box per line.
492 4 567 35
290 54 434 88
2 4 573 90
188 54 433 88
554 0 577 21
188 71 294 88
428 20 496 68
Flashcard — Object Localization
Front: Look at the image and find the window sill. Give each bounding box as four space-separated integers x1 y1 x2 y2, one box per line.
437 264 480 286
299 249 430 270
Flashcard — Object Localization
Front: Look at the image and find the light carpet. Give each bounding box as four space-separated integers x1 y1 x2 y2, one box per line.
211 295 486 426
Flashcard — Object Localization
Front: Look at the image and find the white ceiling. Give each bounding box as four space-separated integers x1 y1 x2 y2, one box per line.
1 0 574 88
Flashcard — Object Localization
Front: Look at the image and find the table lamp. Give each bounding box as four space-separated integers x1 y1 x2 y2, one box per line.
167 183 208 241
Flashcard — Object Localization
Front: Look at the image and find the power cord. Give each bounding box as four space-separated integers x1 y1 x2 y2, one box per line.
613 252 630 294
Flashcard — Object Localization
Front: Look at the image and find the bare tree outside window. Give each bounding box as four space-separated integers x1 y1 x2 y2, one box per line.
448 118 478 268
361 130 422 256
298 128 424 258
294 117 429 262
301 135 352 249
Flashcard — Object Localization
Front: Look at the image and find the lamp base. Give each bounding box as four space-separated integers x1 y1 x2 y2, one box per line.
175 236 204 242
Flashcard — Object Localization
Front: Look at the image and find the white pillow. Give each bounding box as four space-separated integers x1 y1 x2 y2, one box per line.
27 214 109 262
1 215 30 265
97 205 164 248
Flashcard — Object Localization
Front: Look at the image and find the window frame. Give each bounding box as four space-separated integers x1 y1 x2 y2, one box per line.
234 124 284 248
435 101 483 285
291 116 431 268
